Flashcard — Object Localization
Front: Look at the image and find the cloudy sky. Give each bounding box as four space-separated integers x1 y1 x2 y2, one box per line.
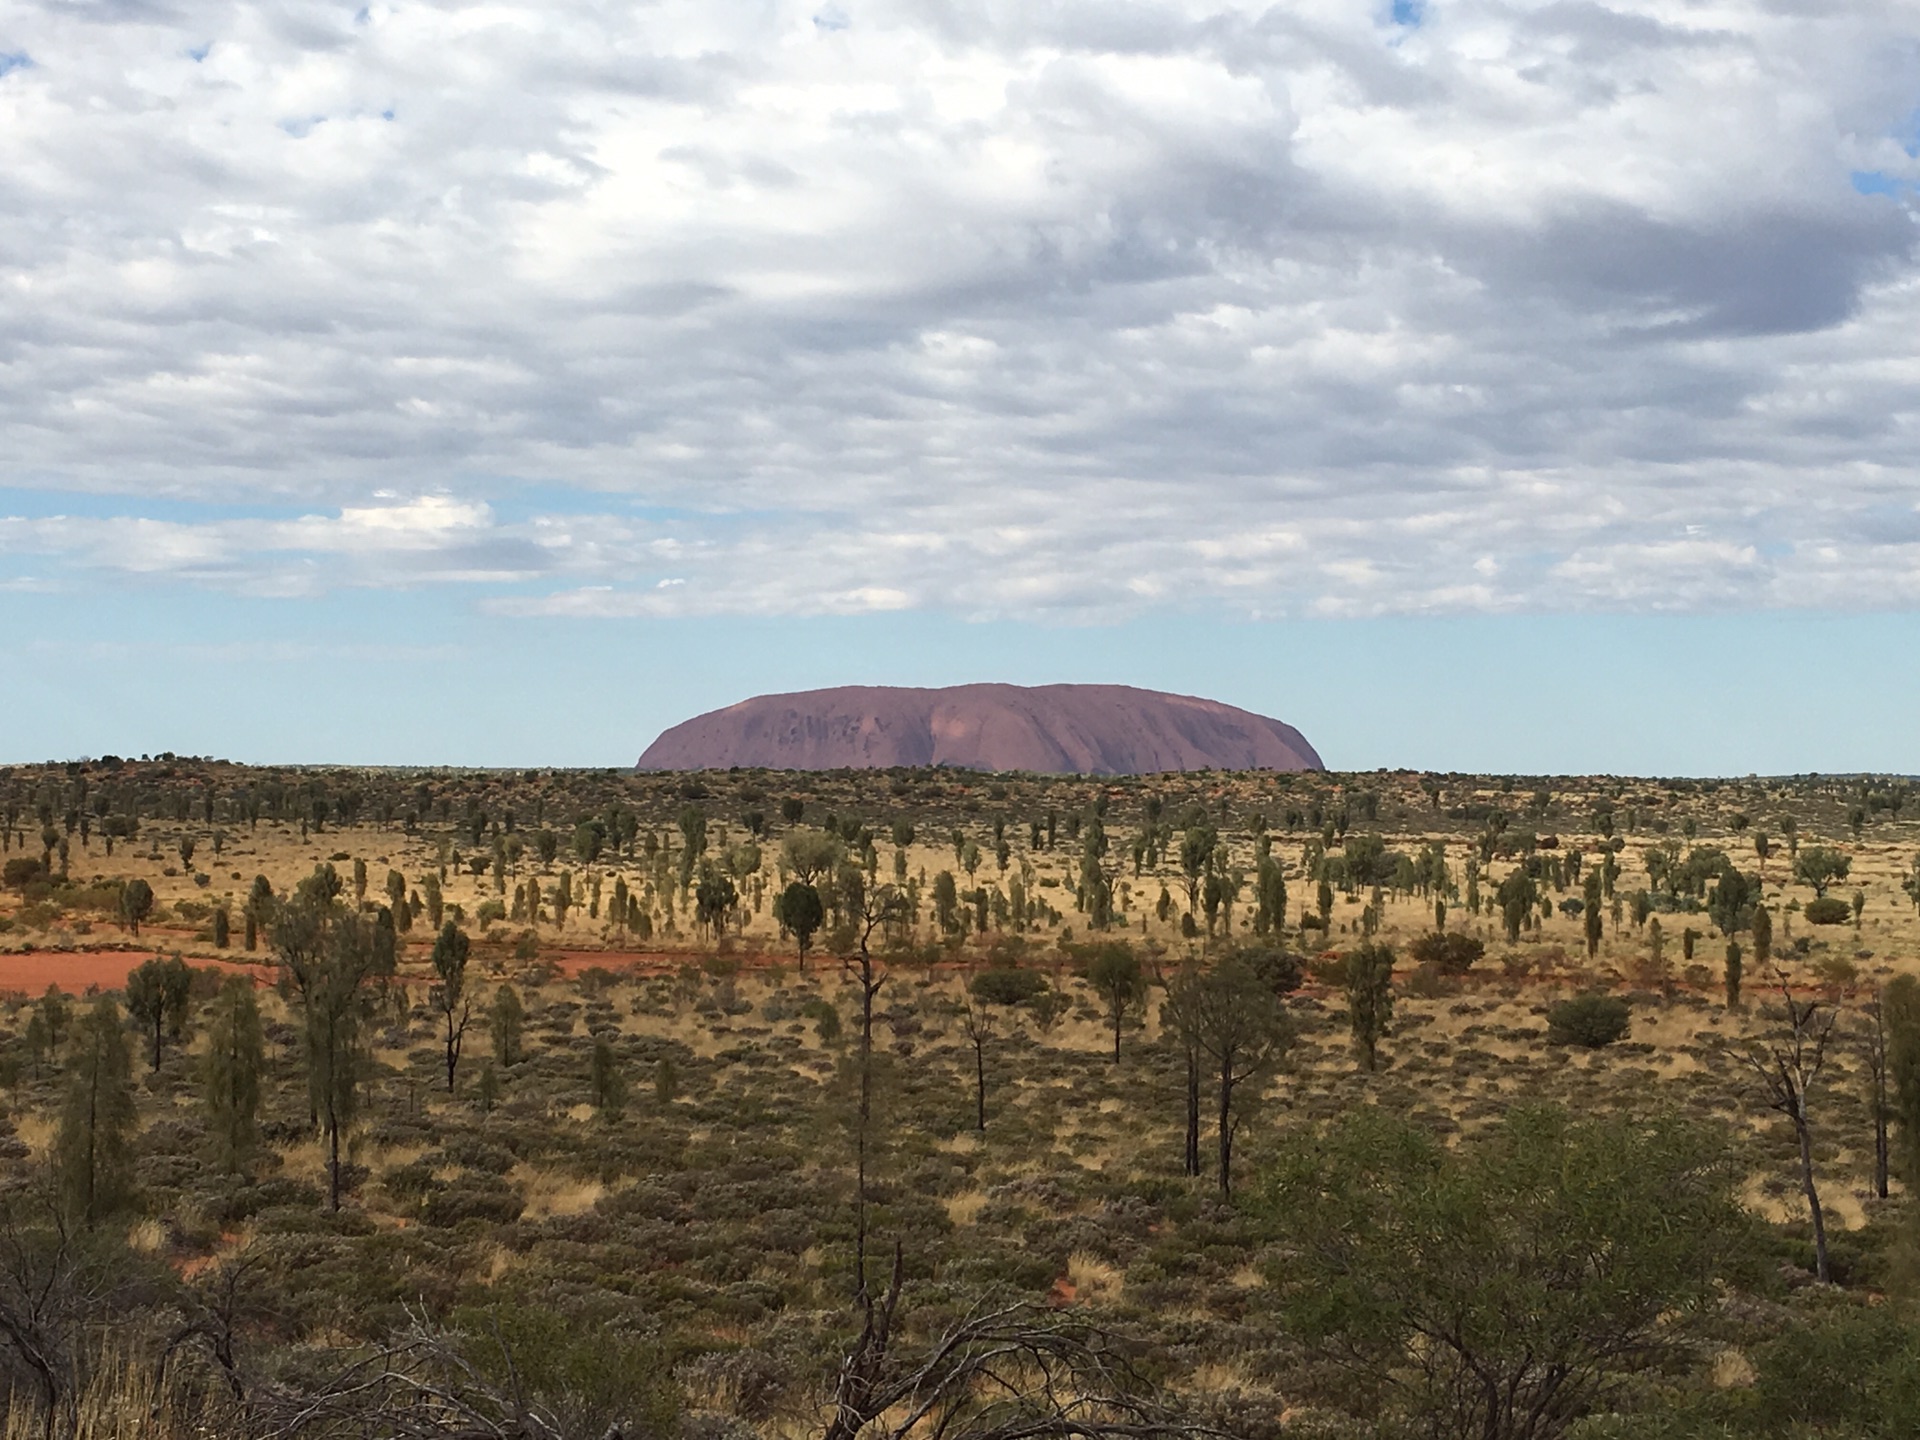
3 0 1918 771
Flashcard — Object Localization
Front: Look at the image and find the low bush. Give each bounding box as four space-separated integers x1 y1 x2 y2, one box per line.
1545 994 1631 1048
1407 932 1486 976
970 967 1050 1006
1804 897 1852 926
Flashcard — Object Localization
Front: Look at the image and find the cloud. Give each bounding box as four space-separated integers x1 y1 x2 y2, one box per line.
1 0 1918 620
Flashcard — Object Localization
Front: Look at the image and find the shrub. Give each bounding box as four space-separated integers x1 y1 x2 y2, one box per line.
1804 897 1852 926
2 858 44 890
1408 932 1486 976
969 967 1050 1006
1546 995 1631 1048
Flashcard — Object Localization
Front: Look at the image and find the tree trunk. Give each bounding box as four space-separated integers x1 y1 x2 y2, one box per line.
1111 1003 1122 1064
1217 1051 1235 1198
1183 1044 1201 1177
327 1109 342 1213
1795 1101 1829 1283
973 1041 986 1131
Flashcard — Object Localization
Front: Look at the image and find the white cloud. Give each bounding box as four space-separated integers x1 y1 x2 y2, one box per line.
1 0 1918 619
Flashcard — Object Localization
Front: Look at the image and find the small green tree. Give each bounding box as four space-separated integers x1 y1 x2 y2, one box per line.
1345 940 1395 1073
431 921 472 1093
124 954 193 1071
1547 994 1631 1048
53 996 137 1228
202 977 264 1174
1255 1105 1755 1440
591 1038 625 1118
119 877 154 935
773 881 825 970
1725 939 1744 1009
1794 845 1851 897
1083 943 1144 1063
491 985 525 1069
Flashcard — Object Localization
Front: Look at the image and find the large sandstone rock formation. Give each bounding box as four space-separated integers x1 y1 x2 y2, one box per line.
637 684 1322 775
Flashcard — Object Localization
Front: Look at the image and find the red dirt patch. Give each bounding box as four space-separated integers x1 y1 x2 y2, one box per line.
0 950 270 997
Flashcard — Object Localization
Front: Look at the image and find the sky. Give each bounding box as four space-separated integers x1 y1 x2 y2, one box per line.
2 0 1918 774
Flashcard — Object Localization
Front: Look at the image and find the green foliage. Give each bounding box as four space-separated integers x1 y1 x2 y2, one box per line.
1805 896 1852 926
1408 930 1485 975
1255 1105 1756 1440
772 880 824 965
1547 994 1632 1048
449 1302 680 1440
118 876 154 934
1794 845 1851 897
202 976 264 1173
490 984 525 1068
124 953 193 1071
591 1037 626 1118
1082 942 1144 1062
970 967 1050 1007
54 997 137 1228
1345 940 1395 1072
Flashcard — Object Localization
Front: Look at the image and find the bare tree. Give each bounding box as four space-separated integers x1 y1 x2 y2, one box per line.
825 1248 1207 1440
962 994 994 1133
1864 987 1892 1200
1737 973 1840 1282
841 876 907 1297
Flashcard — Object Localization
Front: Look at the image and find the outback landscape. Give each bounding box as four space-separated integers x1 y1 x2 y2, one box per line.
1 740 1918 1439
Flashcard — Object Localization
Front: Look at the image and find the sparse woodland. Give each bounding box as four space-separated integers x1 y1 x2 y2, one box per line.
1 758 1920 1438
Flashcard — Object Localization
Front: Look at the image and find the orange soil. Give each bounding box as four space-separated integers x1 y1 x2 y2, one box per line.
0 949 269 997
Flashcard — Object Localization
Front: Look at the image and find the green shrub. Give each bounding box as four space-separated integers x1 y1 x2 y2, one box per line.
1546 995 1631 1048
1408 932 1486 976
969 967 1050 1006
1804 896 1852 926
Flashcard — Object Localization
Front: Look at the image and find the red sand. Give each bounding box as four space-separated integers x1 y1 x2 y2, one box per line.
0 950 269 997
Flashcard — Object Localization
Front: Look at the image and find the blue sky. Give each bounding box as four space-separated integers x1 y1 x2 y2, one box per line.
3 0 1919 774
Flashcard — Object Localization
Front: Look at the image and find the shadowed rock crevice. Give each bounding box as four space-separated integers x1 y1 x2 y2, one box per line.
637 684 1323 775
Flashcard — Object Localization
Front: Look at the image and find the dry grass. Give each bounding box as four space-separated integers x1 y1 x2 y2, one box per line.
512 1163 606 1219
944 1189 988 1226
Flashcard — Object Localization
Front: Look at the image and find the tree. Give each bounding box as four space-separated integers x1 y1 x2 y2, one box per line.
780 828 844 887
1496 869 1537 943
1179 823 1217 922
773 881 825 971
1547 994 1630 1047
961 994 994 1132
1252 853 1287 937
1737 975 1840 1283
1255 1105 1755 1440
1707 864 1760 937
491 984 525 1069
1864 986 1892 1200
1752 903 1772 970
1725 939 1744 1009
124 954 193 1071
1345 941 1395 1073
590 1038 624 1118
430 921 473 1093
202 977 264 1175
1794 845 1851 897
1884 974 1920 1191
1189 957 1294 1197
118 878 153 936
245 874 273 951
276 879 386 1211
53 997 137 1228
693 864 737 939
36 987 69 1058
1083 944 1143 1064
931 871 960 935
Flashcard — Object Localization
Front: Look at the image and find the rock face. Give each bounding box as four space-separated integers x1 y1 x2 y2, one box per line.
637 684 1323 776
